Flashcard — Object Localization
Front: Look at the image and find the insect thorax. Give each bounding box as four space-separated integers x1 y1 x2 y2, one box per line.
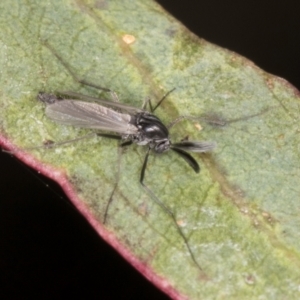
127 112 171 153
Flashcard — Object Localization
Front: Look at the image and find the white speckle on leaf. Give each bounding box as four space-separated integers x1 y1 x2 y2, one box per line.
122 34 136 45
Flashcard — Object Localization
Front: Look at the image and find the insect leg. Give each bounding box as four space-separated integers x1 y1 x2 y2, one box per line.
97 133 122 140
141 97 153 111
139 148 203 271
168 108 271 130
167 115 203 129
103 140 133 223
16 133 122 154
43 41 119 102
151 88 176 113
141 88 176 112
2 133 99 155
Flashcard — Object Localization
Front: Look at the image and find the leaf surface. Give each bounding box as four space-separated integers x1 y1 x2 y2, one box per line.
1 1 300 299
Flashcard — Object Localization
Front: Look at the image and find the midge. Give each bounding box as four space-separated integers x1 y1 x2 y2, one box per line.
37 90 216 172
37 87 216 270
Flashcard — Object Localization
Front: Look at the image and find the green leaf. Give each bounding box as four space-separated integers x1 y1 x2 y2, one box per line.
1 0 300 299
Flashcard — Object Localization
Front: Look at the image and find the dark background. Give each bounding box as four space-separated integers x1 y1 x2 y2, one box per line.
1 1 300 299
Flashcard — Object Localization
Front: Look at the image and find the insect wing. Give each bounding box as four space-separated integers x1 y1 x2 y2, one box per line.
59 91 144 114
45 99 138 135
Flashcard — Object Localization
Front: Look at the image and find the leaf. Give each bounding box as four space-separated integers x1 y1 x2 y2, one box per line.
1 0 300 299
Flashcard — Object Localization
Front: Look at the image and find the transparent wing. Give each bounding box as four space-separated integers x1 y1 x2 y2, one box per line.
171 141 217 152
59 91 144 114
45 99 138 135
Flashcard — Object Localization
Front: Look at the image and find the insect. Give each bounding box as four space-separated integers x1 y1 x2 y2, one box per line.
34 38 217 271
37 88 216 270
37 90 215 172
